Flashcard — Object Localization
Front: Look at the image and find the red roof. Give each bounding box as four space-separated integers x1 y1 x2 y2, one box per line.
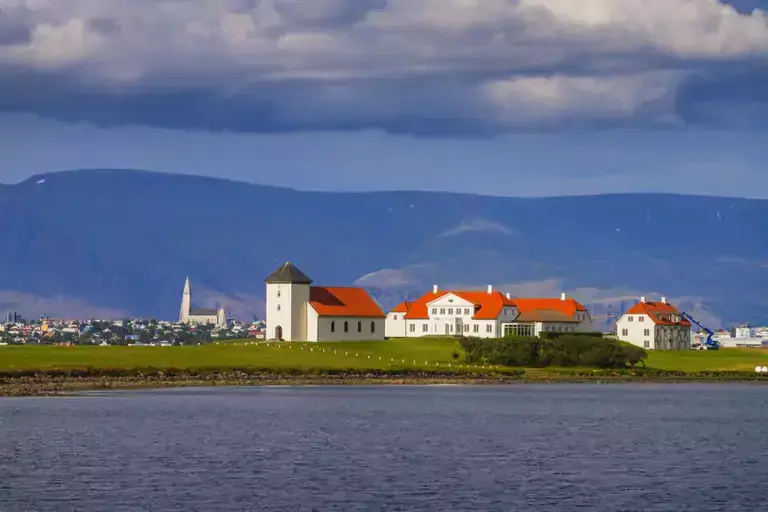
513 298 588 317
309 287 386 318
625 301 691 326
390 301 413 313
404 290 517 320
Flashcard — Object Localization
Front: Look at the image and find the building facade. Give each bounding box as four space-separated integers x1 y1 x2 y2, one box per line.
386 285 592 339
178 277 227 327
615 297 691 350
265 262 386 342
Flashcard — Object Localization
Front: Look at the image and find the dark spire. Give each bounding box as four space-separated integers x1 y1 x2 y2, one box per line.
264 261 313 284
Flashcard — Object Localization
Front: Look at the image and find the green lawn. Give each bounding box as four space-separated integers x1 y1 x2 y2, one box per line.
0 338 483 372
646 348 768 372
2 338 767 373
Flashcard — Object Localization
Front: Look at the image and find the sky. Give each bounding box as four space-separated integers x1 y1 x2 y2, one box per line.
1 0 767 197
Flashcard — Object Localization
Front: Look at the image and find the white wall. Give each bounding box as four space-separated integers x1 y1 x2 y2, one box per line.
405 318 499 338
616 313 654 348
385 312 406 338
265 282 309 341
306 305 319 342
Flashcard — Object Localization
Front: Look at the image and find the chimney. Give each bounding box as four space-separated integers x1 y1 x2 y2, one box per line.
661 297 667 304
560 292 566 301
433 284 439 294
641 296 646 303
487 285 493 294
505 292 511 300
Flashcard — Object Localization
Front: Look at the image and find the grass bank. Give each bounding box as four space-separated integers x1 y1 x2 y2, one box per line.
2 338 768 396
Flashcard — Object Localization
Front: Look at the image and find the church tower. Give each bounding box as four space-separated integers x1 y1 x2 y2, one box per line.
265 261 312 341
179 277 191 323
216 306 227 328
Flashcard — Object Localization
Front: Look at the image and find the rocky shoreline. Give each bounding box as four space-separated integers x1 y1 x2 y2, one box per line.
2 368 768 396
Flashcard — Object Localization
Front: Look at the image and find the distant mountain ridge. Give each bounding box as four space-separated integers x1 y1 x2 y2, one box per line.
0 169 766 328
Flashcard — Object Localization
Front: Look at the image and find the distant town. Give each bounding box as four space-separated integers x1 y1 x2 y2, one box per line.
0 313 266 346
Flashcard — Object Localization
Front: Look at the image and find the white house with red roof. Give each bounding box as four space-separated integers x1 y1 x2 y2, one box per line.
386 285 592 339
265 262 386 342
615 297 691 350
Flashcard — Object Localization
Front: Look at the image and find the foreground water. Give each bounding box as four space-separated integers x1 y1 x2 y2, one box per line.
1 385 767 511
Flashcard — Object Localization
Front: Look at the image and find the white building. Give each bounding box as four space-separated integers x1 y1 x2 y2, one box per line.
386 285 592 339
385 301 413 338
711 324 767 348
178 277 227 327
265 261 386 342
616 297 691 350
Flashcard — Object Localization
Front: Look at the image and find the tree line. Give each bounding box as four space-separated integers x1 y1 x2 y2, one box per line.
458 333 647 368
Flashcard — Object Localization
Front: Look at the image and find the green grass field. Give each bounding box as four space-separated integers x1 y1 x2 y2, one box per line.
645 348 768 372
0 338 481 372
1 338 767 373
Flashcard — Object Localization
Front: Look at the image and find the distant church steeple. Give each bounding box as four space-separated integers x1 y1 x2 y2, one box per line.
179 277 191 323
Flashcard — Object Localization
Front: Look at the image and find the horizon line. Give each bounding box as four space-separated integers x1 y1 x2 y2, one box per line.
3 167 764 202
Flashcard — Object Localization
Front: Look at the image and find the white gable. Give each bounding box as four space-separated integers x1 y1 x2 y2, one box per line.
426 293 475 308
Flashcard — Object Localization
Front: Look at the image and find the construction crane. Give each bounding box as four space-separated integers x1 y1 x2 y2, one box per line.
681 312 719 350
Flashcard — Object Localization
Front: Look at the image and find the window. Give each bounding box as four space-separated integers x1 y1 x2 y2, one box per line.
277 304 281 311
644 329 650 336
473 325 479 333
277 290 281 298
464 324 469 333
638 316 644 322
393 314 398 320
357 321 362 333
509 324 535 337
440 308 446 315
448 308 453 315
344 321 349 332
486 325 492 333
371 322 375 333
464 308 470 315
431 308 437 315
422 324 428 332
622 329 628 336
628 316 634 322
330 321 335 333
644 340 650 348
409 324 415 332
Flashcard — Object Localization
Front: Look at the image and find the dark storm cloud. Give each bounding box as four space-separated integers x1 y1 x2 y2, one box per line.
0 0 766 135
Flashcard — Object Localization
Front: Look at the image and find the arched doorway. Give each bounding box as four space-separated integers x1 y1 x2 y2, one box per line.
275 325 283 341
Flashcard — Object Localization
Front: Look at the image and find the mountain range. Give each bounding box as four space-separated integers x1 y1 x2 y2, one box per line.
1 169 766 330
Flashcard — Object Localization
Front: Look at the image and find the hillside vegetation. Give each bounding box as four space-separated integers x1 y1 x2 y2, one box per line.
2 169 766 325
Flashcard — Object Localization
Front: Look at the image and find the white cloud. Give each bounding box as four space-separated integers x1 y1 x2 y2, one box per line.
0 0 765 129
481 72 682 123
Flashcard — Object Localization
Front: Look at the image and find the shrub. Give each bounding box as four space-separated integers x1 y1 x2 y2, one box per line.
458 334 647 368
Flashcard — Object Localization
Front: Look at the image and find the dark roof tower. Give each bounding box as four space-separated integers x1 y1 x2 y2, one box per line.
264 261 313 284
